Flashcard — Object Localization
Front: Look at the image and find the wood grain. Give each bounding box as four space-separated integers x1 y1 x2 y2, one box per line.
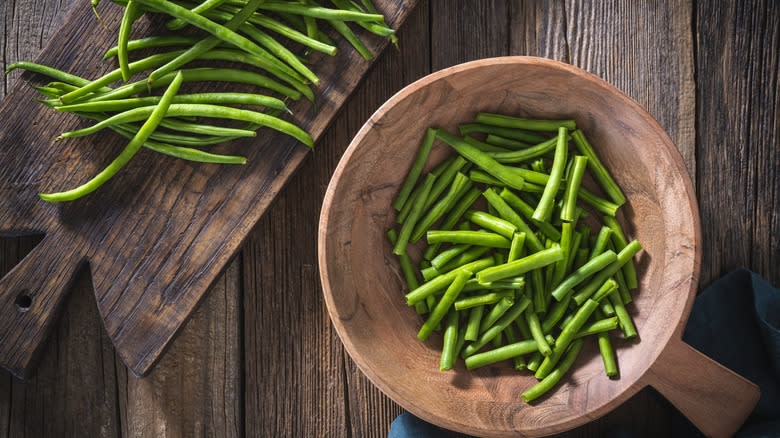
319 56 703 437
1 0 778 437
696 0 779 287
0 0 419 379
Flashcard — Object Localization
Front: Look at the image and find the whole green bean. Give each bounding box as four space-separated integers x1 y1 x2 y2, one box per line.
40 71 184 202
532 127 568 222
561 155 588 222
426 231 511 248
440 309 459 370
117 0 143 82
103 36 202 59
258 1 385 21
167 0 229 30
393 128 436 210
571 129 626 205
57 92 289 113
418 269 470 341
551 250 617 301
435 129 525 190
327 17 373 60
476 246 563 283
5 62 107 89
58 102 312 147
521 338 584 402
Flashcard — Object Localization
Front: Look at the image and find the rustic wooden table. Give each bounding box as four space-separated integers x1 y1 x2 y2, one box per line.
1 1 777 437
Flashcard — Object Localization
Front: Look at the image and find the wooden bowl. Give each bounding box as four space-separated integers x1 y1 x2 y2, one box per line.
318 57 759 437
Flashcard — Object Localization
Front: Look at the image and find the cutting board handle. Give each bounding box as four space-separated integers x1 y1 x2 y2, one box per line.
642 337 760 438
0 235 83 379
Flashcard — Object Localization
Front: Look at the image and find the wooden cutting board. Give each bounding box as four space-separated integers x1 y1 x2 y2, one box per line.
0 0 418 379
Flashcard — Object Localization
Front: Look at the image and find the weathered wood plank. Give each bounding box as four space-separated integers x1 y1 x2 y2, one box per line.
116 259 242 438
339 3 433 437
696 0 779 287
2 2 118 438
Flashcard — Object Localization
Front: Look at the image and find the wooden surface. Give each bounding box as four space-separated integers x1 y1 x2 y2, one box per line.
0 0 417 379
318 55 754 437
1 0 777 437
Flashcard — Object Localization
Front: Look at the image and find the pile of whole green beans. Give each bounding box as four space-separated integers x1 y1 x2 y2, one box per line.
6 0 394 201
387 113 642 403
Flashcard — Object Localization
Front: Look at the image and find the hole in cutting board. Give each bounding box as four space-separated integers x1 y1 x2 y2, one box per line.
14 290 32 312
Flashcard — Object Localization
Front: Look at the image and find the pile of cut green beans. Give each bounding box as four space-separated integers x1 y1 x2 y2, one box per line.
6 0 394 201
387 113 642 403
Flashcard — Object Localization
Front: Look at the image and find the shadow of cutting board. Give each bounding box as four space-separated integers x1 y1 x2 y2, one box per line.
0 0 418 379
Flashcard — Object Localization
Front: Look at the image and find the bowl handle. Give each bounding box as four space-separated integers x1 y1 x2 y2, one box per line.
642 336 760 437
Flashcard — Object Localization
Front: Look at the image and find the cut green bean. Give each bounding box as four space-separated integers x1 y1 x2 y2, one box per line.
485 135 561 164
521 338 584 402
507 232 526 263
393 128 436 210
503 325 527 371
422 157 468 211
423 186 481 259
478 296 515 334
525 308 552 356
411 173 471 243
418 269 470 341
575 316 619 338
477 246 563 283
571 129 626 205
435 129 525 191
462 210 516 240
498 188 560 243
573 241 642 305
589 226 612 259
387 229 427 314
465 305 484 341
551 250 617 301
454 290 514 311
405 257 495 306
532 127 568 222
476 113 576 132
608 291 637 338
603 216 638 289
394 174 435 255
462 296 532 358
561 156 588 222
536 279 617 379
463 135 511 153
426 231 511 249
458 123 548 144
485 134 530 149
465 334 554 370
440 309 459 370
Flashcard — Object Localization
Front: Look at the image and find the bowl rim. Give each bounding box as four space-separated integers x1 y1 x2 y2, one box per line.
318 55 701 436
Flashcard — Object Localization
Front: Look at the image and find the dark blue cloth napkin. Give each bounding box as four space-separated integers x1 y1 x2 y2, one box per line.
388 269 780 438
